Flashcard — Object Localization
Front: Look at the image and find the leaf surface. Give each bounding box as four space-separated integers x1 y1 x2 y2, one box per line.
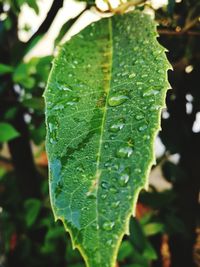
44 11 171 267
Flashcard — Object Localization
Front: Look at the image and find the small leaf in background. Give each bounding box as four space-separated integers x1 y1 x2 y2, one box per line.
4 107 18 120
0 167 6 180
45 11 171 267
13 62 35 89
139 212 153 225
16 0 39 14
26 0 39 14
24 35 43 56
45 226 65 240
54 19 77 47
22 97 44 111
4 17 12 30
143 222 164 236
0 63 13 75
36 56 53 81
129 218 146 253
142 241 157 260
30 123 46 145
24 198 42 227
118 240 133 261
0 122 20 142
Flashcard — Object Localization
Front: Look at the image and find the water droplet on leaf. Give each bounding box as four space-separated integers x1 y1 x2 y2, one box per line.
108 95 129 107
135 114 144 120
117 147 133 158
101 194 107 199
111 201 120 208
109 122 125 132
101 181 109 189
119 174 129 186
129 72 136 78
102 221 115 231
138 125 147 132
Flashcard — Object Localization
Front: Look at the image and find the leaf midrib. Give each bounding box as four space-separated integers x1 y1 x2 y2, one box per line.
95 17 113 264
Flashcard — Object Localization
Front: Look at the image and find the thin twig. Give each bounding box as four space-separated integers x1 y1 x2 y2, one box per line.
182 16 200 33
26 0 64 47
158 29 200 36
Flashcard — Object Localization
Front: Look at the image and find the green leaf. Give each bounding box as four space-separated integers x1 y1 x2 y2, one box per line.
54 19 76 47
129 218 146 253
142 241 157 260
0 63 13 75
45 11 171 267
0 122 20 142
117 241 133 261
13 62 36 89
22 97 44 111
26 0 39 14
143 222 164 236
0 167 6 180
4 107 18 120
24 198 42 227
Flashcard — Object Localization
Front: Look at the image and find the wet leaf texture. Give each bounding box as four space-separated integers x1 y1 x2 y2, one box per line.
44 11 171 267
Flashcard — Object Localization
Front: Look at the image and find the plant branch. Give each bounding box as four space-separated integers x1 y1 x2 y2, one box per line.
26 0 64 47
158 29 200 36
182 16 200 33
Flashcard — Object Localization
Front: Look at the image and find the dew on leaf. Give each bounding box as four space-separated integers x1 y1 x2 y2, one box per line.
129 72 136 78
108 95 129 107
141 74 148 78
119 173 129 186
53 104 64 111
110 186 118 193
121 71 128 76
67 99 79 106
110 135 116 140
86 191 97 199
138 125 148 132
135 168 142 173
117 146 133 158
76 166 84 172
101 181 109 189
109 122 125 132
135 114 144 120
59 85 72 91
104 142 109 149
101 194 107 199
142 89 159 97
106 240 113 246
143 134 150 140
111 201 120 208
48 121 58 144
102 221 115 231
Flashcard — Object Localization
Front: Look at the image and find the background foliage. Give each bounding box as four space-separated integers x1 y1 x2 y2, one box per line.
0 1 200 267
